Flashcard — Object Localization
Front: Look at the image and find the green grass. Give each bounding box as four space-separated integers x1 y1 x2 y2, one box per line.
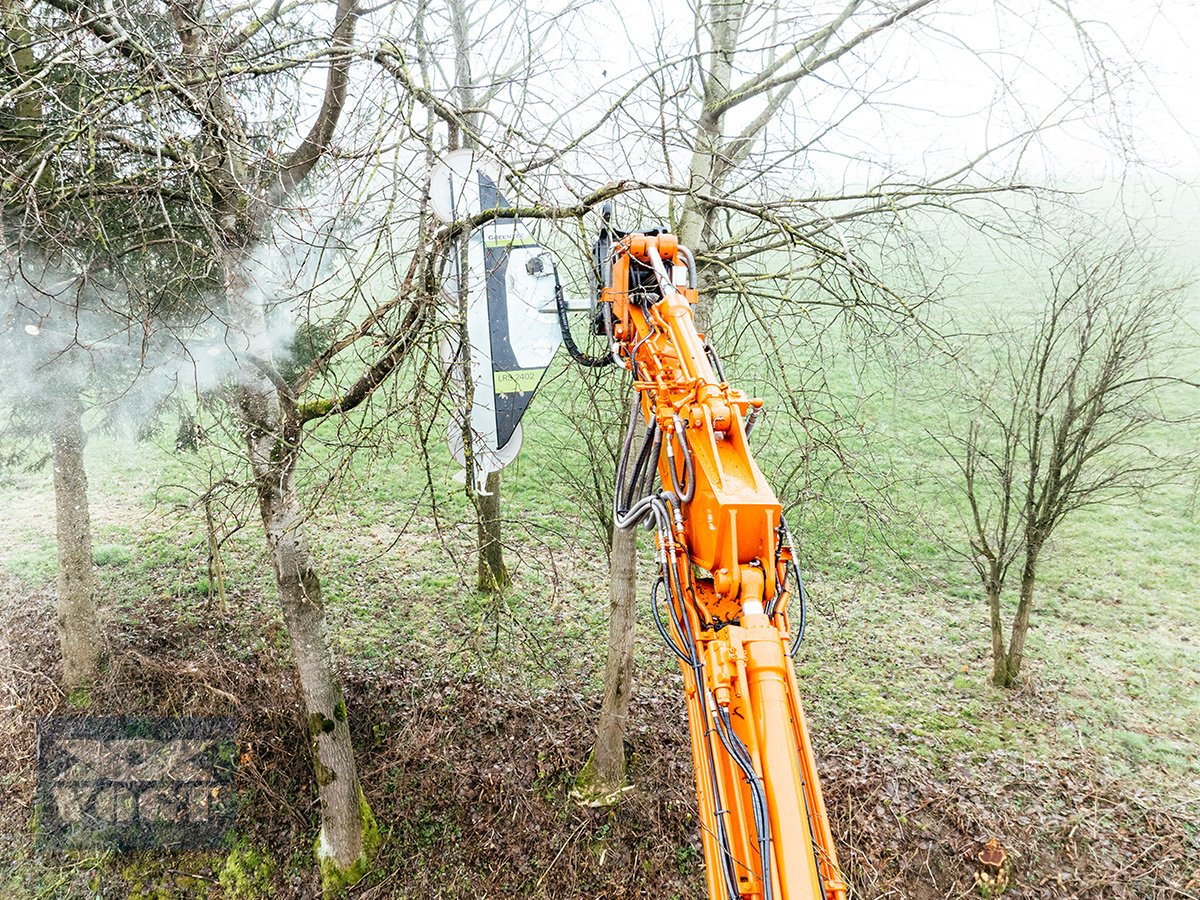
4 540 56 584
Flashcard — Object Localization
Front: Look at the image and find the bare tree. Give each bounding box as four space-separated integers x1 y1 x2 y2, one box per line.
448 0 509 596
938 243 1196 688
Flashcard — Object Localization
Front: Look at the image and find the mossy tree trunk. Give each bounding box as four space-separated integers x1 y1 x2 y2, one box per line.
239 384 374 889
581 445 640 802
195 0 364 873
49 393 102 691
5 0 99 690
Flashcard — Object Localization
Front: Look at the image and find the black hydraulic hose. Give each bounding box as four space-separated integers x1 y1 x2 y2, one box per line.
651 576 692 665
645 496 737 898
622 422 656 515
802 791 831 900
705 341 727 383
766 517 809 655
642 426 663 505
664 564 696 667
555 266 610 368
644 491 745 900
713 704 774 900
787 559 808 658
667 418 696 503
615 394 650 527
657 511 776 900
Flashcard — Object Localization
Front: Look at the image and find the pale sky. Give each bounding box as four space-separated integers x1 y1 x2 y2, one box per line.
299 0 1200 240
511 0 1200 188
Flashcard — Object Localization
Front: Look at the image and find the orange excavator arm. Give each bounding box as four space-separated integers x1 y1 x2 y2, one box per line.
587 224 848 900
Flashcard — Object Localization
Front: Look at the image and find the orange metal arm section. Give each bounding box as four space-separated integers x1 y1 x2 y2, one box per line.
602 233 847 900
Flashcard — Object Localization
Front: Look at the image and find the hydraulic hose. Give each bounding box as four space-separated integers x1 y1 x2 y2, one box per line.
665 416 696 503
787 558 809 658
614 390 671 531
555 265 610 368
713 703 774 900
622 422 657 515
600 229 845 900
768 517 809 656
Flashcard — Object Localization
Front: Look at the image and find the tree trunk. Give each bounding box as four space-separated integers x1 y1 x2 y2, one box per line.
446 0 507 599
988 587 1008 688
49 395 101 691
690 250 720 337
475 469 509 594
582 522 638 798
257 470 376 889
240 384 375 891
679 123 721 337
981 563 1008 687
1004 548 1040 686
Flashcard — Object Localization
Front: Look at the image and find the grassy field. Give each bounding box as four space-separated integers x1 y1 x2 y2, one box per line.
1 196 1198 897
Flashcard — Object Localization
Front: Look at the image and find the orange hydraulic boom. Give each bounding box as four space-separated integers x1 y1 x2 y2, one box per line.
587 223 848 900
